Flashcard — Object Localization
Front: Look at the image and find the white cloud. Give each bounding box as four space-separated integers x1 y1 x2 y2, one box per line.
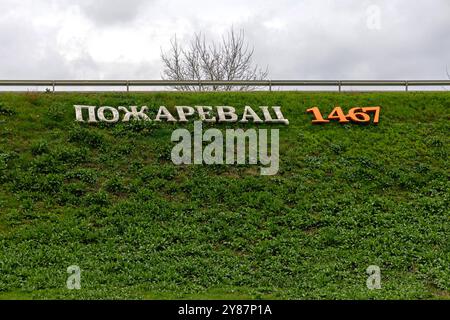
263 18 286 31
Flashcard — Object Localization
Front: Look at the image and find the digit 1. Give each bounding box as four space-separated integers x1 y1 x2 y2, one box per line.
306 107 329 124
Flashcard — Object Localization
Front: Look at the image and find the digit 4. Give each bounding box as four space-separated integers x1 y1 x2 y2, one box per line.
327 107 349 123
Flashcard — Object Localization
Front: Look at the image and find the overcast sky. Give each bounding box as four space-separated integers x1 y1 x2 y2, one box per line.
0 0 449 80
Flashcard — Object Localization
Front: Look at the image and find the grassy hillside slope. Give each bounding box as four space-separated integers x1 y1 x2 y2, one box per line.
0 91 449 299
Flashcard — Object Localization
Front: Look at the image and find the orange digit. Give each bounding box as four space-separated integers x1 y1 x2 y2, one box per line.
362 106 381 124
327 107 349 123
306 107 329 124
347 107 370 123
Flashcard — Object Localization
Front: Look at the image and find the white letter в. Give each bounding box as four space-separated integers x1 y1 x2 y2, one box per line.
217 106 238 122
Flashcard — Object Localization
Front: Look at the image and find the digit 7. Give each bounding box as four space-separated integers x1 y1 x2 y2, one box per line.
362 106 381 124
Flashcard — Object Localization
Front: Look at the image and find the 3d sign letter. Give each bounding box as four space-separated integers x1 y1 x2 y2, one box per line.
73 105 290 124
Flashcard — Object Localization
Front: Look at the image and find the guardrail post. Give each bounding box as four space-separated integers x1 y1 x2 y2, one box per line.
52 81 55 93
338 81 342 93
405 81 408 92
269 80 272 92
126 81 129 92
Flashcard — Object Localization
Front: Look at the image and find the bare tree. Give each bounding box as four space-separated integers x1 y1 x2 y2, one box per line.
161 28 268 91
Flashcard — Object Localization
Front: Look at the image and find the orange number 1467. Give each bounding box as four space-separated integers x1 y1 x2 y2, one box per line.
306 106 381 124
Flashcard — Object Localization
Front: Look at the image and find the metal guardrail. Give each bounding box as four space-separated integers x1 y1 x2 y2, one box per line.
0 80 449 92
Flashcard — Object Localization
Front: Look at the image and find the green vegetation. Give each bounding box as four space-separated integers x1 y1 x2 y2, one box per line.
0 91 448 299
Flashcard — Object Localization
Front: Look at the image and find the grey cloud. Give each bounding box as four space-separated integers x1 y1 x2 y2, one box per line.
242 0 450 79
0 16 67 79
0 0 449 81
75 0 150 26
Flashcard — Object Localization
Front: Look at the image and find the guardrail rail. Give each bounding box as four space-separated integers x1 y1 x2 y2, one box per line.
0 79 449 92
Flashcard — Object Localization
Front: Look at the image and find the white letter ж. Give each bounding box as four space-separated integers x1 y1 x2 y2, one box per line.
118 106 150 122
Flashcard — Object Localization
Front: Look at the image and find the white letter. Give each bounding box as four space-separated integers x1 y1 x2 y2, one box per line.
155 106 177 122
272 106 289 125
217 106 238 122
118 106 150 121
260 106 289 125
97 106 119 123
74 105 97 123
176 106 195 122
260 106 273 122
196 106 216 122
240 106 263 123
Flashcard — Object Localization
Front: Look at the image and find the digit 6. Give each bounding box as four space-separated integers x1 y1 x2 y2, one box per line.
347 107 370 123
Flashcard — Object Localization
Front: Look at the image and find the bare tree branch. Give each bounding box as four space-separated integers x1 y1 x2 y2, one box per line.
161 27 269 91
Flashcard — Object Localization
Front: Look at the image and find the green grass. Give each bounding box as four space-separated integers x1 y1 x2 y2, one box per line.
0 91 449 300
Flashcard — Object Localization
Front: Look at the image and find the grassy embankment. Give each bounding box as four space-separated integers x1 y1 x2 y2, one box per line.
0 91 448 299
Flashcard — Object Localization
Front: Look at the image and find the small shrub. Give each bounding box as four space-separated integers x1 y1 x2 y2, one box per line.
45 104 66 121
0 102 16 116
52 145 88 165
31 140 49 156
31 154 63 174
38 173 64 194
68 126 105 148
65 168 98 184
104 175 127 194
83 191 109 206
